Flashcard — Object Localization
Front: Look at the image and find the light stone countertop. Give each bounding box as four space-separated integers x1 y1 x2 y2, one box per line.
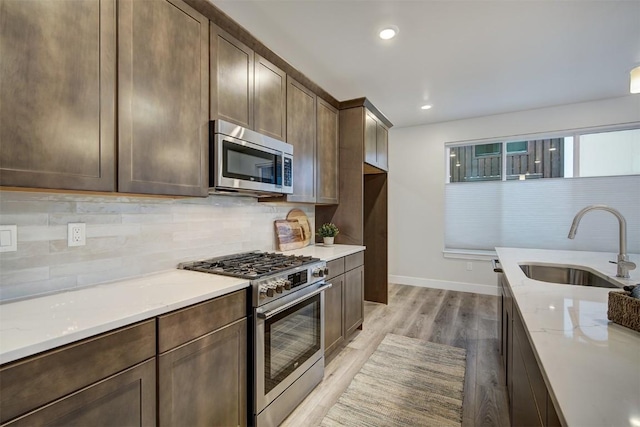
278 244 365 261
495 247 640 427
0 245 365 365
0 270 249 365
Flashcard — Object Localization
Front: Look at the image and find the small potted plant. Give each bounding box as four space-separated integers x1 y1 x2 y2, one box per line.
318 223 339 246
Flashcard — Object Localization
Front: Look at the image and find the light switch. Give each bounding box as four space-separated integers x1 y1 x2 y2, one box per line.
0 225 17 252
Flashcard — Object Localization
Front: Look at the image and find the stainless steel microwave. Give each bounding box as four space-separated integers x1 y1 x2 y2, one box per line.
209 120 293 196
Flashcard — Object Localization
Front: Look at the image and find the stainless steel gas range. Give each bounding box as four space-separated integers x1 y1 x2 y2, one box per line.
180 251 330 427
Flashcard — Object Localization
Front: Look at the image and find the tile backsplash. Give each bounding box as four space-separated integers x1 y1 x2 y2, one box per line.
0 190 314 302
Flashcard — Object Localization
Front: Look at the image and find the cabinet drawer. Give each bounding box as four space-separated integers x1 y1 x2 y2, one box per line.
158 290 246 353
326 258 345 280
0 320 155 424
345 251 364 271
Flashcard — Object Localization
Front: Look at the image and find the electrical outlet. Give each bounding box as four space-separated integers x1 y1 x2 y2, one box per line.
0 225 17 253
68 223 86 247
466 262 473 271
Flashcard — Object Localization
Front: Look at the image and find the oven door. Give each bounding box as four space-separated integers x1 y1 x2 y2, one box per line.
213 134 292 194
255 282 330 414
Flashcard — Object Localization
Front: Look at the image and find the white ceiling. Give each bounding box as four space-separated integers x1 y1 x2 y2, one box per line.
212 0 640 128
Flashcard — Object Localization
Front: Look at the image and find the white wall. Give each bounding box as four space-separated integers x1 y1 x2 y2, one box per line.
388 95 640 295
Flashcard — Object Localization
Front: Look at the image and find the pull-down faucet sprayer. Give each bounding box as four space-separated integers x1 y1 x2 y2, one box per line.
568 205 636 278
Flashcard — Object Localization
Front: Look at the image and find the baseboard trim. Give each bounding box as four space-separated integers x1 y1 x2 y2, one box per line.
389 275 499 296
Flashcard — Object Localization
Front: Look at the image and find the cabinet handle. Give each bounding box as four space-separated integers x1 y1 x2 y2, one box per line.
493 259 503 273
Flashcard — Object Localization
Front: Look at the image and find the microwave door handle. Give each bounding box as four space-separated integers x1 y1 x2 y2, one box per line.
256 283 332 320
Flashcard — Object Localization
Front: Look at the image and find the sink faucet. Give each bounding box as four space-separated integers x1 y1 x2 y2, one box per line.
568 205 636 278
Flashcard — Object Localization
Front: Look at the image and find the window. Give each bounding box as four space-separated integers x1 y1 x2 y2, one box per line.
447 126 639 183
577 128 640 177
444 125 640 254
474 143 501 157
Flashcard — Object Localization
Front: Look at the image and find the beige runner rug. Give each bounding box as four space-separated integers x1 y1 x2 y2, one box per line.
321 333 466 427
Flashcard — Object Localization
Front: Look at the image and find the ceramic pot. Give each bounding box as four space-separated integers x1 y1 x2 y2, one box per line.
323 236 334 246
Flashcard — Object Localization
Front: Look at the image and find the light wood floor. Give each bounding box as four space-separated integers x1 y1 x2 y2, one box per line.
282 283 510 427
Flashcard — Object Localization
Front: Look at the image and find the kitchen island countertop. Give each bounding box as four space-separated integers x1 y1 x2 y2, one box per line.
496 247 640 427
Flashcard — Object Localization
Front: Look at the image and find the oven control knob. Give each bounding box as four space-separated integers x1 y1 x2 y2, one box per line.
274 281 284 293
323 267 329 276
284 280 292 290
312 268 324 278
260 285 274 298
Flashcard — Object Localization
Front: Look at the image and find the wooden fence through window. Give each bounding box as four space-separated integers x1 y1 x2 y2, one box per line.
449 139 564 182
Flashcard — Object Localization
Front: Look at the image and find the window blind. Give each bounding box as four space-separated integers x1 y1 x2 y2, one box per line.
444 175 640 253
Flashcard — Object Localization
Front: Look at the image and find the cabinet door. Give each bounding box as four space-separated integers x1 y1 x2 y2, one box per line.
500 274 511 383
511 324 544 427
376 122 388 171
158 318 247 427
344 265 364 337
0 0 116 191
364 110 378 167
286 77 316 203
316 98 339 205
211 23 254 129
118 0 208 196
254 55 286 141
324 274 344 356
5 359 156 427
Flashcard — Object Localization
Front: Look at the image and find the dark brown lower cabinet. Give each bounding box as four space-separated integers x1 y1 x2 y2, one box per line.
500 274 562 427
324 252 364 357
0 321 156 427
324 274 345 355
1 291 249 427
511 328 543 427
3 359 156 427
344 265 364 337
158 318 247 427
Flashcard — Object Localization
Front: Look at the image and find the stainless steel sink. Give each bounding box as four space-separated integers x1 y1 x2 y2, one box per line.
519 264 621 288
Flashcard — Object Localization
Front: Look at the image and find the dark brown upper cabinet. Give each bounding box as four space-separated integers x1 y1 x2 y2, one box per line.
254 55 287 141
118 0 209 197
210 23 253 129
376 119 389 171
210 23 286 143
286 77 317 203
364 109 388 172
316 98 339 205
0 0 116 192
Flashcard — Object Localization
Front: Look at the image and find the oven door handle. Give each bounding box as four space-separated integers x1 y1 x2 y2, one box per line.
256 283 332 320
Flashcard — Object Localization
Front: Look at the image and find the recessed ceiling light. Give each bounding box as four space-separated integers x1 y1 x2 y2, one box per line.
379 26 399 40
549 147 557 151
534 159 541 164
421 104 433 110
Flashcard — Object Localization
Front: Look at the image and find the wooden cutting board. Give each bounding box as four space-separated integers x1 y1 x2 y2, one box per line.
274 219 305 251
286 209 311 247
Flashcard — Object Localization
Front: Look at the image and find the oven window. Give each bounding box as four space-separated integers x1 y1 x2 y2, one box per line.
223 140 280 184
264 293 321 394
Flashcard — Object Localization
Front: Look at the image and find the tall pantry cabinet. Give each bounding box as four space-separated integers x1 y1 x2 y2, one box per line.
317 98 391 304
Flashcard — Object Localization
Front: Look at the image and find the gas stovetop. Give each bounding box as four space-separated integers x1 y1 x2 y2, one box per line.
179 251 321 280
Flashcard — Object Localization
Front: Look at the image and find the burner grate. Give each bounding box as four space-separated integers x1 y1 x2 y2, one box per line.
180 251 319 279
